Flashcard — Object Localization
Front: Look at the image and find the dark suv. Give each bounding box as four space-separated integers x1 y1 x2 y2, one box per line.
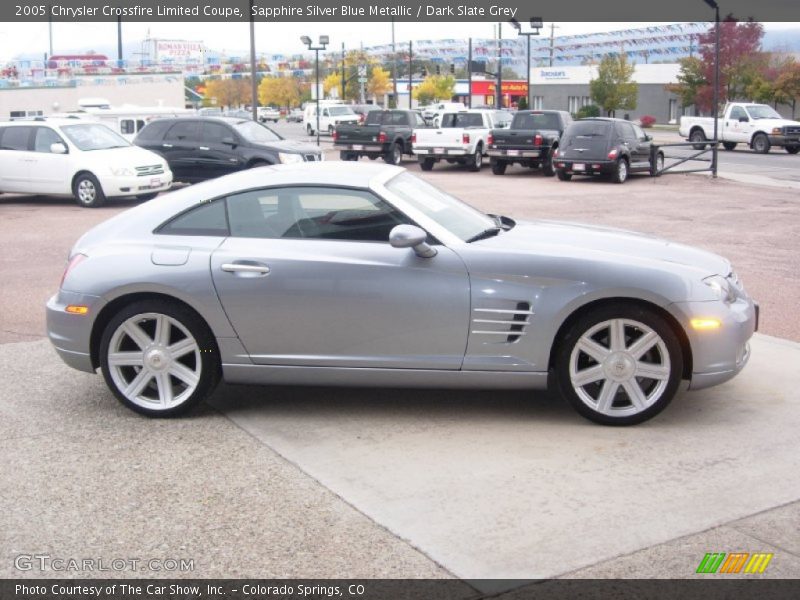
554 118 664 183
134 117 321 183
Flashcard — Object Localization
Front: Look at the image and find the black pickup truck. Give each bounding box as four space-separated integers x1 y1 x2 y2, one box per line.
487 110 572 176
334 109 427 165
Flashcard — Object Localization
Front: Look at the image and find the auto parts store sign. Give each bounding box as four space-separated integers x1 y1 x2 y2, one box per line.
470 81 528 95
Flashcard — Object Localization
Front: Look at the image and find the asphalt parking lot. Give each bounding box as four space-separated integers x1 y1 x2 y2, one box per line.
2 147 800 587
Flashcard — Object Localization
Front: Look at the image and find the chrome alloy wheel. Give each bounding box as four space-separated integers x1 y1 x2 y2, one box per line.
569 318 671 418
77 179 97 204
107 312 201 411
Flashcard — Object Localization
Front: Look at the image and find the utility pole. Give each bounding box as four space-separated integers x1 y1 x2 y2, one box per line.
47 4 53 58
496 22 502 108
117 16 122 63
467 37 472 108
391 18 397 107
248 0 257 120
408 40 413 109
548 23 560 67
341 42 346 100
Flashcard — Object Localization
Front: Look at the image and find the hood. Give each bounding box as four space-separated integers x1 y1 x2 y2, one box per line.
483 220 731 276
255 139 321 155
104 145 167 166
753 118 800 128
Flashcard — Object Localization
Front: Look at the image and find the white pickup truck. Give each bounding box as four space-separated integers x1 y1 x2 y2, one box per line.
412 109 505 171
679 102 800 154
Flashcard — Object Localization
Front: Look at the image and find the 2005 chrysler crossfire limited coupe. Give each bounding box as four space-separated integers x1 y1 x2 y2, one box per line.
47 162 757 425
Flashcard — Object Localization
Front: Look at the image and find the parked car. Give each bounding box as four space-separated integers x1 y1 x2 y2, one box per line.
0 118 172 207
679 102 800 154
412 109 503 171
46 162 757 425
488 110 572 176
422 102 467 127
224 109 255 121
554 118 664 183
286 108 304 123
257 107 281 123
303 103 359 136
334 109 427 165
134 116 321 183
351 104 383 124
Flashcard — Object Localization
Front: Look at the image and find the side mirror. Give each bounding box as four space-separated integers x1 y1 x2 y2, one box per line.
50 142 67 154
644 134 652 141
739 116 749 123
222 136 236 146
389 224 437 258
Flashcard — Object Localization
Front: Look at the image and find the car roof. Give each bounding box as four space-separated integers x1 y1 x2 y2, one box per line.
0 118 99 127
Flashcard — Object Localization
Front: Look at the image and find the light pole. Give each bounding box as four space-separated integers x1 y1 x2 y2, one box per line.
703 0 720 178
301 34 329 146
510 17 542 109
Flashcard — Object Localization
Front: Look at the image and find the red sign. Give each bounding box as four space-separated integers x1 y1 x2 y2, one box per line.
470 80 528 95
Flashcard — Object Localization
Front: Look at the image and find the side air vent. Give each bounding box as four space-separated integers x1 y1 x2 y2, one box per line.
471 301 533 343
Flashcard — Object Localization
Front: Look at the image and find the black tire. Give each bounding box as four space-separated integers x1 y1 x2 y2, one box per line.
306 124 314 136
752 133 771 154
384 142 403 165
554 303 683 426
99 299 221 418
785 145 800 155
135 193 159 201
249 160 269 169
468 144 483 172
339 151 357 161
419 157 435 171
541 151 556 177
72 172 106 208
611 158 629 184
557 170 572 181
491 160 507 175
689 129 707 151
722 142 737 151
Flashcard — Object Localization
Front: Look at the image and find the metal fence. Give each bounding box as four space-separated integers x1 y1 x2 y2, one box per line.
649 140 719 177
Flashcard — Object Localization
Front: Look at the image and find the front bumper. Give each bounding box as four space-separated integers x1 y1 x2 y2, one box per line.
767 134 800 147
670 296 758 390
46 290 106 373
102 171 173 198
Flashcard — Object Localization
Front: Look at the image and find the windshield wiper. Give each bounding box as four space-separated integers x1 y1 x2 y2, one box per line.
466 227 502 243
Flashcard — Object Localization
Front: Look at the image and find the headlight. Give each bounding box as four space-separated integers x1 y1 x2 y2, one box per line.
110 166 133 176
278 153 303 164
703 275 736 304
772 127 783 135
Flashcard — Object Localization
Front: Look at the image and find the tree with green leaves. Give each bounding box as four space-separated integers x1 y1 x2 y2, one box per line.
413 75 456 105
667 56 707 109
590 53 638 117
774 59 800 118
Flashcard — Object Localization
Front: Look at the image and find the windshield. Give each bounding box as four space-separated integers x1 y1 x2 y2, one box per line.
61 124 130 151
746 105 782 120
565 121 609 138
329 106 355 116
234 120 282 143
441 113 484 128
513 112 561 130
385 172 497 242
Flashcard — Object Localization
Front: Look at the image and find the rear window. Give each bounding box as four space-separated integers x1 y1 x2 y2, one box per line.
565 121 610 139
365 111 388 126
512 112 562 131
158 200 229 237
441 113 484 128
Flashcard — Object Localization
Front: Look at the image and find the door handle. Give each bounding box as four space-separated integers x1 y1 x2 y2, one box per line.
221 262 270 274
199 146 210 151
162 143 173 148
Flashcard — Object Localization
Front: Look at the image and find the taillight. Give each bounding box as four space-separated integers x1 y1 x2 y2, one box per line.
487 133 494 145
332 130 338 141
534 134 543 146
608 149 619 159
60 253 87 289
410 132 416 144
378 131 388 143
359 114 365 123
462 133 470 144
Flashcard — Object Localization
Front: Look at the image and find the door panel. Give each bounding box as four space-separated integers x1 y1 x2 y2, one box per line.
0 126 34 192
211 238 471 369
196 122 242 179
27 127 69 194
162 120 200 180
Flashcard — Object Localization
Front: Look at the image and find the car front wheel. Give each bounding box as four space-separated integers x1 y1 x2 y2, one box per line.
752 133 771 154
555 305 683 425
99 300 220 417
786 145 800 154
72 173 106 208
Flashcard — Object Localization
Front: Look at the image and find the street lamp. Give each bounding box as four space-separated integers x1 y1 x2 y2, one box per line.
510 17 542 109
301 34 329 146
703 0 720 178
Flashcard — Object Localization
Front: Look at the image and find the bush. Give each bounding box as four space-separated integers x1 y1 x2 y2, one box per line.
640 115 657 128
576 104 601 119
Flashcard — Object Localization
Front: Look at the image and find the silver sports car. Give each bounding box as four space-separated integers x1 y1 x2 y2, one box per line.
47 163 757 425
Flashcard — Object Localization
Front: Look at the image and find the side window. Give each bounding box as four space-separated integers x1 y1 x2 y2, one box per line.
136 119 146 132
227 186 411 242
158 200 229 236
322 108 330 117
136 120 172 141
0 126 32 151
415 113 426 127
165 120 199 141
201 122 231 144
120 119 136 135
632 124 647 141
33 127 64 152
730 106 746 121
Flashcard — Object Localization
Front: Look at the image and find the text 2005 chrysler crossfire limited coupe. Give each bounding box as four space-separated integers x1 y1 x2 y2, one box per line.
47 163 757 425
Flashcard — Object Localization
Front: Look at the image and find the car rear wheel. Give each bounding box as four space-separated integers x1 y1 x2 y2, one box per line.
752 133 771 154
491 160 507 175
555 304 683 426
99 300 220 417
542 153 556 177
385 142 402 165
306 124 314 136
72 173 106 208
611 158 629 184
468 145 483 171
723 142 737 151
339 151 357 161
419 157 435 171
557 170 572 181
785 145 800 154
689 129 707 151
